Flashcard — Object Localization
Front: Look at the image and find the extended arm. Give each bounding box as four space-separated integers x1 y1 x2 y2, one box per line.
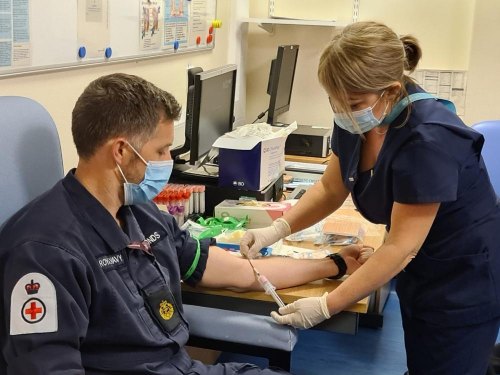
199 244 367 291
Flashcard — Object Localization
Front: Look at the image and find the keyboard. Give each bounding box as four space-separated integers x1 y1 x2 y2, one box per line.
285 161 327 174
284 177 317 190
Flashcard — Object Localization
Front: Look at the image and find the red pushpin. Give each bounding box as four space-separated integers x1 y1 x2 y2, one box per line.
196 36 201 45
206 34 213 44
209 25 214 35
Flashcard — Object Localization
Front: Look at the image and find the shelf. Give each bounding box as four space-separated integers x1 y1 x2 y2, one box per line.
241 17 346 33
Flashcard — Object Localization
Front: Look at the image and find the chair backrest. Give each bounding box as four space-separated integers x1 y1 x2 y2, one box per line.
0 96 63 370
472 120 500 196
0 96 63 227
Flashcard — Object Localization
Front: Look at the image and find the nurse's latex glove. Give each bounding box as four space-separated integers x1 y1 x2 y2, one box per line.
271 292 331 329
239 218 291 259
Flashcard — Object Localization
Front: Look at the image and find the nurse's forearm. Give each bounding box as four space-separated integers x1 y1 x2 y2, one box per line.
325 243 409 315
283 180 348 233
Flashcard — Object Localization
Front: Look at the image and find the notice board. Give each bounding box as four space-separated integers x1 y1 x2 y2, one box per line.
0 0 218 77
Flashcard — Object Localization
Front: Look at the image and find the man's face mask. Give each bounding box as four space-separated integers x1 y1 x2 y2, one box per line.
333 92 388 134
116 141 173 206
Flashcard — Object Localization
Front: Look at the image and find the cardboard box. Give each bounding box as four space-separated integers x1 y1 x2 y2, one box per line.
322 217 366 245
213 132 287 191
214 200 291 229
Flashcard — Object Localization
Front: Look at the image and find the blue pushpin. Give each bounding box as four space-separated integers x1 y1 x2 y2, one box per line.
105 47 112 59
78 46 86 59
173 40 179 51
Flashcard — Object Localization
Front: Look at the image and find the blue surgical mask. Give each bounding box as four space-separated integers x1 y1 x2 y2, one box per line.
117 142 173 206
334 92 388 134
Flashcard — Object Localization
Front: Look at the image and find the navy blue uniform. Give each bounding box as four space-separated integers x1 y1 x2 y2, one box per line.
332 84 500 374
0 171 290 375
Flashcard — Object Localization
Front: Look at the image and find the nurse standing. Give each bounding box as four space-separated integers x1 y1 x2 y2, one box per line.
240 21 500 375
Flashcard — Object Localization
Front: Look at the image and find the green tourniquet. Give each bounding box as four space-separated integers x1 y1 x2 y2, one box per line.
183 216 248 279
183 237 201 280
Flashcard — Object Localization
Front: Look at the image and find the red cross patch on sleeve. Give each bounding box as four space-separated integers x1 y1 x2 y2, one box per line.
10 273 58 335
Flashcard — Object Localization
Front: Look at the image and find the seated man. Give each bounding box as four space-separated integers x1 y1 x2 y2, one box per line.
0 73 366 374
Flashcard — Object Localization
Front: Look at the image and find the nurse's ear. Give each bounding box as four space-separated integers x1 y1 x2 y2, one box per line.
385 82 402 102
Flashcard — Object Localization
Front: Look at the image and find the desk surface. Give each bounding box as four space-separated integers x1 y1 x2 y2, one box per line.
285 153 331 165
183 200 386 318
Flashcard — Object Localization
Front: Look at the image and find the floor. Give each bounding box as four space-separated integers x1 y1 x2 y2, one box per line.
217 290 500 375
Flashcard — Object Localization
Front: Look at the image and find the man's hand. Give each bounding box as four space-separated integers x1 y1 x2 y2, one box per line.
239 218 291 259
271 292 330 329
338 244 374 274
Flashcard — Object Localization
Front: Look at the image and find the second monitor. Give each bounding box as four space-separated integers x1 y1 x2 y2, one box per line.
266 45 299 126
172 64 237 167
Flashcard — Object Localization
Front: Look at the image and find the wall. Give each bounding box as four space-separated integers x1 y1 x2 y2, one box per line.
464 0 500 125
358 0 474 70
245 0 475 127
0 0 234 172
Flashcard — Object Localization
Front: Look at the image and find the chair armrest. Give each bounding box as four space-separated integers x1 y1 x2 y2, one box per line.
183 304 298 352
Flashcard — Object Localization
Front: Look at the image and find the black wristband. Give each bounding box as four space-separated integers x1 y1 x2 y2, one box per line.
326 253 347 280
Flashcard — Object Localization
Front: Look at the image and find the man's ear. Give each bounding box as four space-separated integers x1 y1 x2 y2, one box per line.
111 138 129 165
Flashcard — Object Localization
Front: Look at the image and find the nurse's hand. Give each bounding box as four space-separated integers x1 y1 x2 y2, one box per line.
271 293 330 329
239 218 291 259
338 244 374 274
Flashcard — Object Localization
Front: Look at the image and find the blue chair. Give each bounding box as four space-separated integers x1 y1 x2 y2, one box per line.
472 120 500 375
0 96 297 372
0 96 64 372
184 305 297 370
0 96 64 229
472 120 500 195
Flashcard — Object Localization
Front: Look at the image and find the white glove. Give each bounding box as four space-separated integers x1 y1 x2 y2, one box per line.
239 218 291 259
270 292 331 329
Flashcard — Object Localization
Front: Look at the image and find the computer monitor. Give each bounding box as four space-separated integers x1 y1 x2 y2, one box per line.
172 64 237 166
266 45 299 125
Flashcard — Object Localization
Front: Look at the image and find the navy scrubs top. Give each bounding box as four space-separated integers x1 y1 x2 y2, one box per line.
332 83 500 327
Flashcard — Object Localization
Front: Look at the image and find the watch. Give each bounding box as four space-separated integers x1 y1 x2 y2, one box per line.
326 253 347 279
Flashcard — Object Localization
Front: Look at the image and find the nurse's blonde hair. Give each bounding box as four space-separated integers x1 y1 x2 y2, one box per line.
318 21 422 131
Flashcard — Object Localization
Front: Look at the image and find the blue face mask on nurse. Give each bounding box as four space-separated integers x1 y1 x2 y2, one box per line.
330 91 390 134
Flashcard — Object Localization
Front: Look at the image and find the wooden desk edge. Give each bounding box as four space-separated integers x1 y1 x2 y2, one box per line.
182 283 369 314
285 153 331 165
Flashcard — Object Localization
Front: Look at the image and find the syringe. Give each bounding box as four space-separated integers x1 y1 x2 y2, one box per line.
247 259 285 308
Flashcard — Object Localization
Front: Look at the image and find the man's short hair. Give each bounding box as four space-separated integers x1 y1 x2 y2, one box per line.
72 73 181 159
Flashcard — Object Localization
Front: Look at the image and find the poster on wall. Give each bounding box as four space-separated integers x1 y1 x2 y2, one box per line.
0 0 31 68
188 0 207 45
140 0 162 50
412 69 467 116
163 0 188 49
77 0 110 59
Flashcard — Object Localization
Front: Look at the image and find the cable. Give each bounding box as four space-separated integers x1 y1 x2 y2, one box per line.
252 109 268 124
